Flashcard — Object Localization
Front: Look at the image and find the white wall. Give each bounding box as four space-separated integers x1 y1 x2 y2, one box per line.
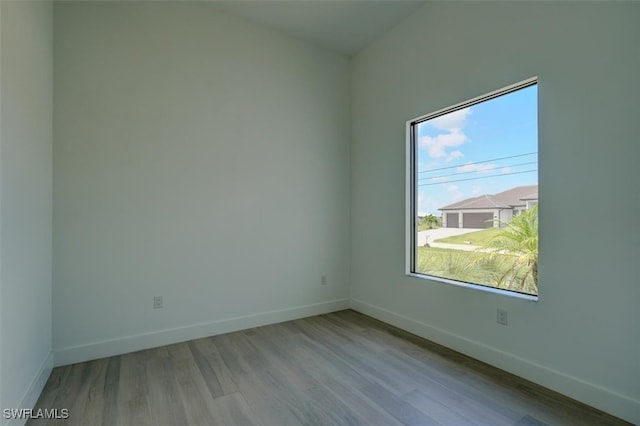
53 2 351 365
0 1 53 423
351 2 639 424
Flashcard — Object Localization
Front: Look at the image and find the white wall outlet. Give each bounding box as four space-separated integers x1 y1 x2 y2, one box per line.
153 296 163 309
321 275 327 285
497 309 508 326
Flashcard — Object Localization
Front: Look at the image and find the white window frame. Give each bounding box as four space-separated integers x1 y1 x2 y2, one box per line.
405 77 538 301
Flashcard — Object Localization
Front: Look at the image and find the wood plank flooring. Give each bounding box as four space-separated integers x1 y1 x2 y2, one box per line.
29 310 630 425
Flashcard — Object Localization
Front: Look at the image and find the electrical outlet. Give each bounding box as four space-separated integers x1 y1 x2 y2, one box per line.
321 275 327 285
497 309 508 326
153 296 163 309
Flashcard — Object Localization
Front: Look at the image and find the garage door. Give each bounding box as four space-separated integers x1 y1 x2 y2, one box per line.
463 212 494 229
445 213 459 228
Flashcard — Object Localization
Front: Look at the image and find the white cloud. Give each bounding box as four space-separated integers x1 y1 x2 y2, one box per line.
420 108 472 161
472 185 482 194
447 150 464 162
430 107 471 131
456 162 496 173
501 167 512 173
419 160 439 171
447 184 464 201
420 128 467 160
429 176 450 183
417 193 438 216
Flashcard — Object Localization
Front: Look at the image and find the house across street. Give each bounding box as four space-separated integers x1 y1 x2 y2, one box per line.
439 185 538 229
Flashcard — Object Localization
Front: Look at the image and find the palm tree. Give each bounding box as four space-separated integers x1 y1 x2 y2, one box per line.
486 205 538 293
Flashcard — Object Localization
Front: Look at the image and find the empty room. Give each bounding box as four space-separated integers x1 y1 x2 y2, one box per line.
1 1 638 425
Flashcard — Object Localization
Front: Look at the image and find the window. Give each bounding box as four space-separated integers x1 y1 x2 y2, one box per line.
406 78 538 297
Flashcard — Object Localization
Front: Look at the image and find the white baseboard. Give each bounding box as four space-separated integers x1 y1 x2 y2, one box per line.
6 351 54 426
54 299 350 367
350 298 640 425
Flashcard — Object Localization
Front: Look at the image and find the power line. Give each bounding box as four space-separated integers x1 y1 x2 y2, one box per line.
418 161 537 181
418 152 537 174
418 169 537 186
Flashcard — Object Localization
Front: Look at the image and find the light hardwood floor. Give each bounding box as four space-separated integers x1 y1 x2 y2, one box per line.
30 310 630 425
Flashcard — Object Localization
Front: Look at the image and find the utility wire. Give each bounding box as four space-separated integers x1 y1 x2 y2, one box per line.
418 161 537 181
418 152 537 174
418 169 537 186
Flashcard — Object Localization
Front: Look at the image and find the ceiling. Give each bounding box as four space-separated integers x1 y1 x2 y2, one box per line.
214 1 427 56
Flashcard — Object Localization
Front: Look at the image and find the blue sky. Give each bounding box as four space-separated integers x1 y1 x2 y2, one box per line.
416 85 538 216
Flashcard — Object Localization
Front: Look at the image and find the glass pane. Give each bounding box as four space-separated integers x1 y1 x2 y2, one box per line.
414 84 538 295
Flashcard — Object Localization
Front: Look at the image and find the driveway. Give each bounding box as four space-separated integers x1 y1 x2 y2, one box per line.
416 227 483 248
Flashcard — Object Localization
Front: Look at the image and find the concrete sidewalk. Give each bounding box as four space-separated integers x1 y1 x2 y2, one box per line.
429 242 481 251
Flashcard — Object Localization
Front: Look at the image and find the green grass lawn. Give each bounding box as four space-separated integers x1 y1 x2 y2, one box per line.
434 227 502 245
416 246 537 295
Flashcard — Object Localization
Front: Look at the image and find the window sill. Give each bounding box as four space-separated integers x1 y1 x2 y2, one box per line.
406 272 539 302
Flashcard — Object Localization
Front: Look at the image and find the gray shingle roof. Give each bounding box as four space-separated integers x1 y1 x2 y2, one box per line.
439 185 538 210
